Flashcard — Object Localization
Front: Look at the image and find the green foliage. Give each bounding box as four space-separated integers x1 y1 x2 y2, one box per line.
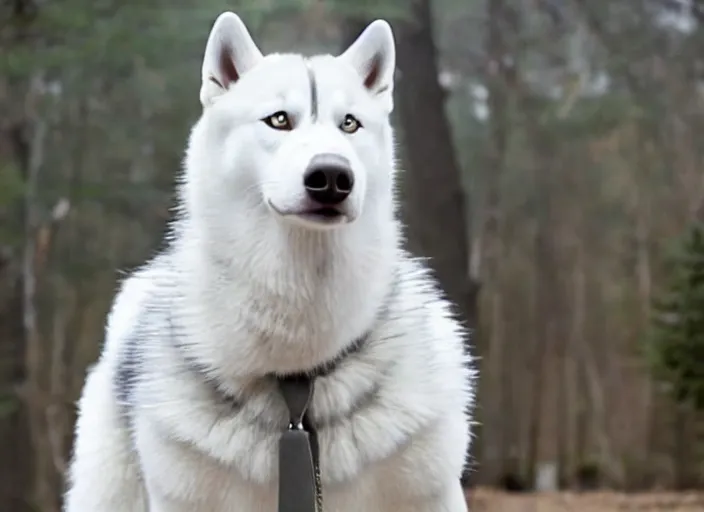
647 222 704 411
325 0 411 20
0 163 26 246
0 163 25 205
0 391 19 419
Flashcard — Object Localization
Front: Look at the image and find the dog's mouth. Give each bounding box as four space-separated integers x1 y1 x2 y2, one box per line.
309 207 343 219
268 201 351 227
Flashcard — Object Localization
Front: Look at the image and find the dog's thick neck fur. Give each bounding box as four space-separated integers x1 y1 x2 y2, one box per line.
168 138 401 386
151 14 403 389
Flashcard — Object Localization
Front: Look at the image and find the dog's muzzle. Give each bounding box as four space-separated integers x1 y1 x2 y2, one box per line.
268 153 357 227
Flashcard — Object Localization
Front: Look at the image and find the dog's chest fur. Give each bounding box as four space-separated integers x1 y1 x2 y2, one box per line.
114 254 470 510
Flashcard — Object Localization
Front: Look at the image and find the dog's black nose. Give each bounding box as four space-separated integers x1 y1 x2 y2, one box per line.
303 154 354 205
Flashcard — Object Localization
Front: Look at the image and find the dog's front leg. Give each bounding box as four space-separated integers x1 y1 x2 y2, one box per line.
407 481 468 512
146 492 188 512
440 480 469 512
146 495 167 512
64 361 147 512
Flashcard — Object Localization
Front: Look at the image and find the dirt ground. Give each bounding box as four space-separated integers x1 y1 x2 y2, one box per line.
466 488 704 511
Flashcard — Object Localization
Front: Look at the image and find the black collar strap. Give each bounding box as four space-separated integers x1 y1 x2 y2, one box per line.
277 375 320 512
275 331 370 512
272 330 368 381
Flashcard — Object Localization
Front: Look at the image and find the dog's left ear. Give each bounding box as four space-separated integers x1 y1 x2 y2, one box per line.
200 12 263 107
339 20 396 113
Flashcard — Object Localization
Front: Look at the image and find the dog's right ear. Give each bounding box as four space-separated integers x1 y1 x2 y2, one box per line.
200 12 263 107
338 20 396 113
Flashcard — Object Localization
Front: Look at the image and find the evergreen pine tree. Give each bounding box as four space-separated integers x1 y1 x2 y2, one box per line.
647 222 704 411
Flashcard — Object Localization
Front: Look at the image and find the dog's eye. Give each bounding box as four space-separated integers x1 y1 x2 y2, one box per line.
340 114 362 134
263 111 293 131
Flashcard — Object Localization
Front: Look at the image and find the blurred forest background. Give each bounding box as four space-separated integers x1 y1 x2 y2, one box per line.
3 0 704 510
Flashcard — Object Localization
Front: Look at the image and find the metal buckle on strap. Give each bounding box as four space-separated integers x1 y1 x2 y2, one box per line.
278 376 323 512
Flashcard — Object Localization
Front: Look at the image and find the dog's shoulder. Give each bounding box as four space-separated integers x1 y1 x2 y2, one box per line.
310 253 473 485
103 253 177 412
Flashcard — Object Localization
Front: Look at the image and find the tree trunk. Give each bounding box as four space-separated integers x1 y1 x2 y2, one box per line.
340 0 478 483
393 0 477 327
0 278 31 510
0 5 45 509
476 0 511 486
393 0 477 484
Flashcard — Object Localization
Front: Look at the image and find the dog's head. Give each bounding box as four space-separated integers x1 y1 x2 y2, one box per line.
185 12 396 233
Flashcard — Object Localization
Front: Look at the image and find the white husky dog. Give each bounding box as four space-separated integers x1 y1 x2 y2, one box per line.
64 12 473 512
